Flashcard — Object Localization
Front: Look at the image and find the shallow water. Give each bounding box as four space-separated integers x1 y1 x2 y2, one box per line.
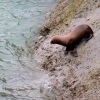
0 0 58 99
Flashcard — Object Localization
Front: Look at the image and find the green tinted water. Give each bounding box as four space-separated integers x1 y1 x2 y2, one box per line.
0 0 58 99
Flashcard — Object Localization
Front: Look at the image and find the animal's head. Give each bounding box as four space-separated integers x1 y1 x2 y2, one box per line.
50 35 61 44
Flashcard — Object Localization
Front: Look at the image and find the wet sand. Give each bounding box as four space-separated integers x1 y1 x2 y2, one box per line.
34 0 100 100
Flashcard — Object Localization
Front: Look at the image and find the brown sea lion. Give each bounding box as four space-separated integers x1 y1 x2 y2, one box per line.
50 24 94 57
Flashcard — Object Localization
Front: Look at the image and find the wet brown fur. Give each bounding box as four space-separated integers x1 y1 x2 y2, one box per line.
51 24 93 51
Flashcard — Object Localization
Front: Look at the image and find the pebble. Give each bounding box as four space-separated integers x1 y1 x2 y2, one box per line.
38 35 44 40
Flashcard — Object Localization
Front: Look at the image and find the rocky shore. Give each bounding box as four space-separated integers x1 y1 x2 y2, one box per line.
34 0 100 99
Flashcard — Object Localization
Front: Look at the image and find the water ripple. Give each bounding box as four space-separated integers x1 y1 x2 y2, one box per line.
0 0 58 99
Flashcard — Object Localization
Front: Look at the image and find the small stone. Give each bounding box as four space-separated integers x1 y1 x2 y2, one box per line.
38 36 44 40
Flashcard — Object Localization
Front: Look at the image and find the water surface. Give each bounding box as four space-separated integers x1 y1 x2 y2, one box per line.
0 0 58 99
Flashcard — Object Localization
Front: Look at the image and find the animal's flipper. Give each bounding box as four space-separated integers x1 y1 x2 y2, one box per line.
84 25 94 41
83 34 93 42
70 48 78 57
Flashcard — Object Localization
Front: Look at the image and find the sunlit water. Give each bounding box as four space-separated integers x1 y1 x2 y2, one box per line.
0 0 58 100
